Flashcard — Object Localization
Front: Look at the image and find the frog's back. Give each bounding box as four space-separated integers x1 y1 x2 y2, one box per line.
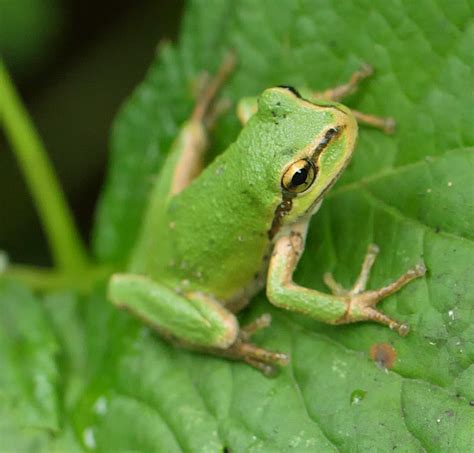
140 140 276 301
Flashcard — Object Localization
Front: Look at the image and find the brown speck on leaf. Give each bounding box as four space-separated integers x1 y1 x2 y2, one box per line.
370 343 397 369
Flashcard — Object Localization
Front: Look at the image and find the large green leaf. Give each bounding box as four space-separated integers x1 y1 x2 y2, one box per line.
90 0 474 450
6 0 474 450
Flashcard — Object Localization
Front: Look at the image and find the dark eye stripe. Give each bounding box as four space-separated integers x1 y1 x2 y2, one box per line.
311 126 343 162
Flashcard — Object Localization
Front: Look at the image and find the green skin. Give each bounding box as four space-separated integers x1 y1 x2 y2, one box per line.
109 84 424 370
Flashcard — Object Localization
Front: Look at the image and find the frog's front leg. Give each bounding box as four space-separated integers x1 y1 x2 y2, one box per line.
311 63 374 102
310 64 395 134
109 274 288 374
236 65 395 133
267 225 426 335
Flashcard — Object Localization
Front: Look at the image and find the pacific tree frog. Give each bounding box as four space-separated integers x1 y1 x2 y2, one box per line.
109 54 425 375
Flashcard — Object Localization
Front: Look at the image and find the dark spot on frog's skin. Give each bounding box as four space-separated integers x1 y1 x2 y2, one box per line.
277 85 302 98
470 400 474 406
435 226 441 233
370 343 397 369
268 195 294 239
445 410 454 417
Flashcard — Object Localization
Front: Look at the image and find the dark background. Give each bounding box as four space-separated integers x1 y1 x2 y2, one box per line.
0 0 184 265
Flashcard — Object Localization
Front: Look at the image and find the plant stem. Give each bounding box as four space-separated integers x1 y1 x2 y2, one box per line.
1 264 112 293
0 59 89 271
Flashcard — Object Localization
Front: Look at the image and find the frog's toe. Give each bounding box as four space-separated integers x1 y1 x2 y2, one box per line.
237 341 290 366
323 272 348 296
240 313 272 340
362 306 410 336
244 357 279 377
340 261 425 335
225 339 290 375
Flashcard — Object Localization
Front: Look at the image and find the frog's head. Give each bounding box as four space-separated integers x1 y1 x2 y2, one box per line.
254 86 358 236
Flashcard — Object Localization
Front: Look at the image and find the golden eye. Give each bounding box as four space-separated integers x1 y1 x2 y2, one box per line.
281 159 316 193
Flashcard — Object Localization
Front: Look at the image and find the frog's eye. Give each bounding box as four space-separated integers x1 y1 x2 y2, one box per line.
282 159 317 193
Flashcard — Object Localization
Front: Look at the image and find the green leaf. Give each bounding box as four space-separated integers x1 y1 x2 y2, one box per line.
0 282 85 451
0 281 59 432
89 0 474 450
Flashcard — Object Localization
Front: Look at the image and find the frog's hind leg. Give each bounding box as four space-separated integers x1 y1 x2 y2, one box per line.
170 52 236 195
109 274 288 374
109 273 239 348
311 64 395 134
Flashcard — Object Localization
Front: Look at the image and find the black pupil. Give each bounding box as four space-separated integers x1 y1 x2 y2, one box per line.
292 167 308 186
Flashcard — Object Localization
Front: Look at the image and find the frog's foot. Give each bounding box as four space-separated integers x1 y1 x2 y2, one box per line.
324 244 426 335
219 314 289 376
226 338 290 376
312 64 396 134
192 51 236 126
240 313 272 341
204 98 232 130
324 244 380 296
314 63 373 102
351 110 396 134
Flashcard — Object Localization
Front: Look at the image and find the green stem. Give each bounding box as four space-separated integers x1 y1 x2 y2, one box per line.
1 264 113 293
0 59 89 271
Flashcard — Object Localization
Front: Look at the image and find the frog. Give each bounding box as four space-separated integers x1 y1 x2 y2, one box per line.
108 53 426 375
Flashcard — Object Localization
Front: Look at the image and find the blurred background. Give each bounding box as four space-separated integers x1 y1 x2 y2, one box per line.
0 0 183 265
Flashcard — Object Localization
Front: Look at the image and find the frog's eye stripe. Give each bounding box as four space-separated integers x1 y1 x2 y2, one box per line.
311 126 343 162
277 85 302 98
282 159 317 193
